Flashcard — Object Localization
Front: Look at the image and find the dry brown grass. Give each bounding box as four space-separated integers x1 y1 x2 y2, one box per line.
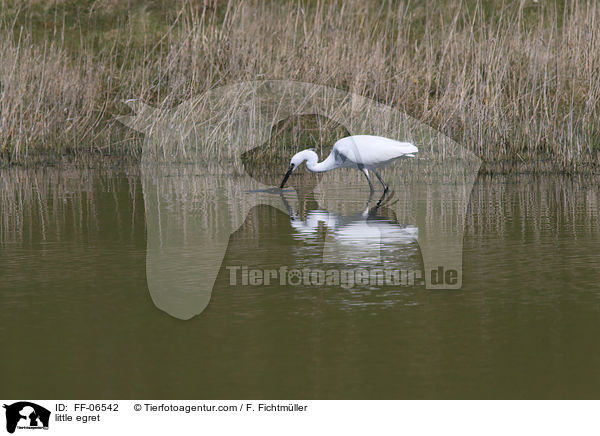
1 0 599 170
0 30 101 159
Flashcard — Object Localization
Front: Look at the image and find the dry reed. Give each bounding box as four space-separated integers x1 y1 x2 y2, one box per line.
0 0 599 171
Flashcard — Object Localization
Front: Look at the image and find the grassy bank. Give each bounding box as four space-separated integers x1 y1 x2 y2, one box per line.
1 0 599 171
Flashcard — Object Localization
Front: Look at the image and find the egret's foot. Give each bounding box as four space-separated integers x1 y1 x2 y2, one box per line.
374 190 387 210
377 189 398 209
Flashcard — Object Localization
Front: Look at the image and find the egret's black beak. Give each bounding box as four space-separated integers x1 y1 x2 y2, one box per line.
280 164 294 189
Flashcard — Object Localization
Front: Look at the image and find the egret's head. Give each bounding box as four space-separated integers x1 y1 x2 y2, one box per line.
279 149 317 189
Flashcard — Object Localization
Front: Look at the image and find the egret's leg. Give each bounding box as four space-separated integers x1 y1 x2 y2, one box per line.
363 190 375 215
358 165 374 193
373 170 388 192
374 190 387 211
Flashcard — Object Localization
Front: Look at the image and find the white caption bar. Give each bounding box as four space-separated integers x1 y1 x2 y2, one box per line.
1 400 598 435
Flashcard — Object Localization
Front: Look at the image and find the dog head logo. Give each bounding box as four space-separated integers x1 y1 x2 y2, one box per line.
3 402 50 434
117 80 481 320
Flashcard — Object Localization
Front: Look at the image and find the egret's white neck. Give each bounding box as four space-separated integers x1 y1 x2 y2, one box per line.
295 149 335 173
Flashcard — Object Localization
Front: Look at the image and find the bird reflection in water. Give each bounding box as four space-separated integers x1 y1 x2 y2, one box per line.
280 190 419 266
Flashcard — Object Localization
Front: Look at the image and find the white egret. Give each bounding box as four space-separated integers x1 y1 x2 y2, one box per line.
279 135 418 192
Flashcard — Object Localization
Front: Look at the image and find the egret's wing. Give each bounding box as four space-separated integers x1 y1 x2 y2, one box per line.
333 135 418 167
